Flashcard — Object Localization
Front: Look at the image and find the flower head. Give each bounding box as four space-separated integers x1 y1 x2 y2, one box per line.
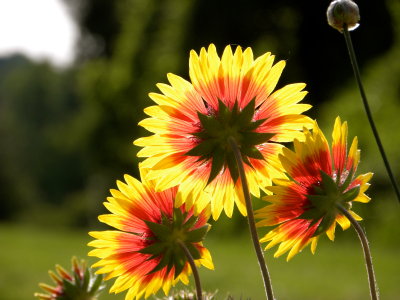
135 44 312 219
34 257 105 300
88 170 214 300
327 0 360 32
256 117 372 260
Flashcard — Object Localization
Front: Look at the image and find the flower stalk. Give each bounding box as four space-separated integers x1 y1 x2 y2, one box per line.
229 137 275 300
337 204 379 300
179 241 203 300
342 24 400 203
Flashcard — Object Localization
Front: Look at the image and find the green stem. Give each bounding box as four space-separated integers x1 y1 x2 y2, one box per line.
229 137 275 300
178 241 203 300
337 205 379 300
342 25 400 203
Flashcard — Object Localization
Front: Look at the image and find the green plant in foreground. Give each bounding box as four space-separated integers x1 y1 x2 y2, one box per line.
34 257 105 300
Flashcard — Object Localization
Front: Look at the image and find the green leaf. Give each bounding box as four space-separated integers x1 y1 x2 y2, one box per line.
185 140 216 157
245 118 267 131
144 221 171 241
173 256 187 278
230 101 239 121
191 131 209 140
306 194 330 208
342 185 360 202
184 242 202 260
183 215 199 231
298 207 324 221
186 224 210 243
148 249 172 274
173 208 184 227
62 279 79 297
89 273 105 294
82 268 90 291
207 149 226 185
73 271 82 288
218 99 231 124
241 155 253 168
173 247 186 278
312 185 324 195
197 112 222 136
339 168 355 192
240 146 265 160
319 170 338 196
226 151 239 183
242 132 274 146
139 242 167 256
313 213 336 237
236 98 255 128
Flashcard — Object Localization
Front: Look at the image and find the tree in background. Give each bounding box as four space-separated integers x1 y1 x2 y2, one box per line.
0 0 396 227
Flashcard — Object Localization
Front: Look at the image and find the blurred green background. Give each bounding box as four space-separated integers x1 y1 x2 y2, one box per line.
1 0 399 299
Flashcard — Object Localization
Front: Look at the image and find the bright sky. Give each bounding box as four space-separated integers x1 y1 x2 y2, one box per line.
0 0 77 66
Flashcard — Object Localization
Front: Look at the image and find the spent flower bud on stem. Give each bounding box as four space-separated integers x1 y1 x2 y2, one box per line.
327 0 360 32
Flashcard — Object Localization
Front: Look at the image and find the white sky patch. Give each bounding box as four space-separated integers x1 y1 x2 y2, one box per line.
0 0 78 66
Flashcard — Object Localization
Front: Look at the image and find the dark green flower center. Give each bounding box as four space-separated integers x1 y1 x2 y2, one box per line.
185 99 274 184
139 208 210 278
301 169 360 236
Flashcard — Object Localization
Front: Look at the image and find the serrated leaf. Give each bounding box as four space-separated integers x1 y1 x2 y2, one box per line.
82 268 90 291
148 249 172 275
319 170 338 196
218 99 231 124
306 194 330 208
173 247 186 278
185 140 216 157
240 146 265 160
236 98 255 128
230 101 239 121
73 271 82 288
197 112 222 136
184 242 202 260
242 132 274 146
207 149 226 185
342 185 360 202
241 155 253 168
312 185 324 195
173 208 184 227
191 131 210 140
89 273 105 294
313 213 336 237
245 118 267 131
186 224 210 243
226 151 239 183
139 242 167 256
182 215 198 231
298 207 324 221
339 168 355 192
62 279 79 297
161 211 171 225
144 221 172 241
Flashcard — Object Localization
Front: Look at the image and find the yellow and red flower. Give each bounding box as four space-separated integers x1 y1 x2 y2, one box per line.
135 44 312 219
256 117 373 260
88 170 214 300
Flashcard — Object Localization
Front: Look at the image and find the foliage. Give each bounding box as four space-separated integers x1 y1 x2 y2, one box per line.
0 0 397 231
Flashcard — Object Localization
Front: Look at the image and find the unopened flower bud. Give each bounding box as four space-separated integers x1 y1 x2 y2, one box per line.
34 257 105 300
327 0 360 32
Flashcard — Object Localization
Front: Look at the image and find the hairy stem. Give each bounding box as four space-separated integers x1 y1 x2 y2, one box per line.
179 241 203 300
337 205 379 300
229 137 275 300
342 25 400 203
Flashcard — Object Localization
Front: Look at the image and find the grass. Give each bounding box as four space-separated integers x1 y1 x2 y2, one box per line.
0 221 398 300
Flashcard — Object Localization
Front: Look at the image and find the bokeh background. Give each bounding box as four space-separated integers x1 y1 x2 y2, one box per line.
1 0 399 299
